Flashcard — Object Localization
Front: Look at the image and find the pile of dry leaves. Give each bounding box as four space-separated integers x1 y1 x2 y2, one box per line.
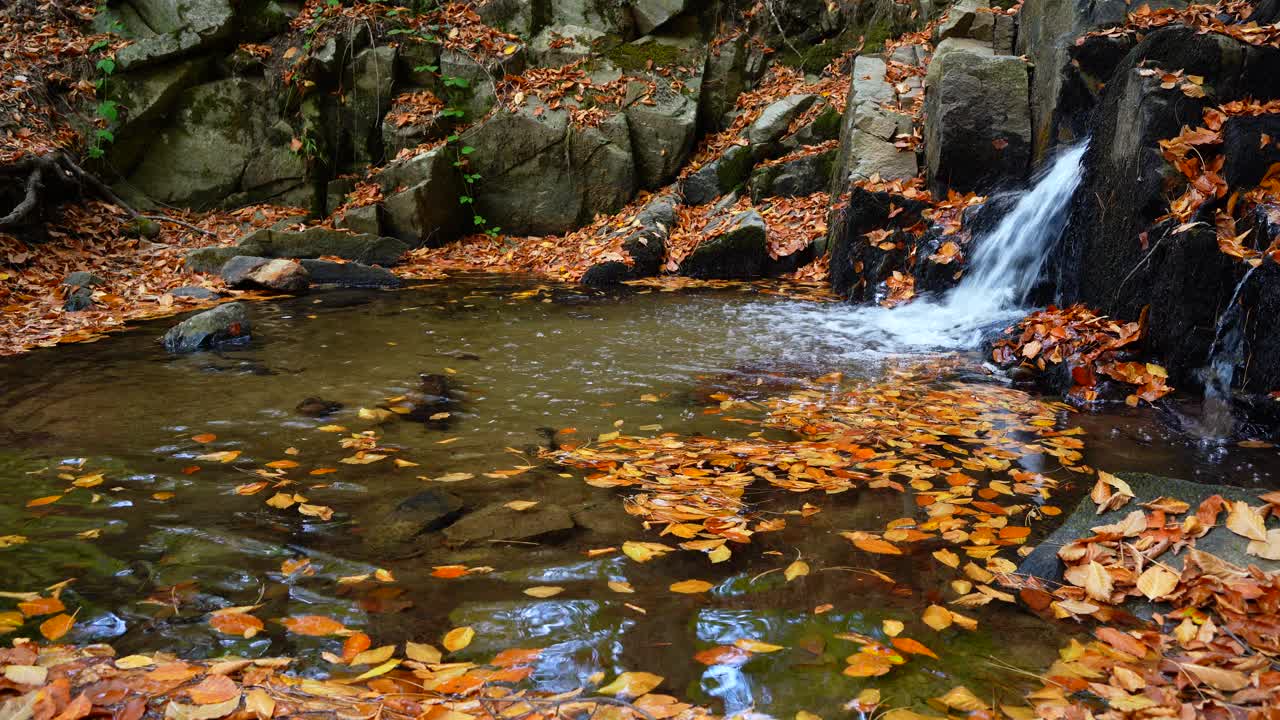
991 304 1173 406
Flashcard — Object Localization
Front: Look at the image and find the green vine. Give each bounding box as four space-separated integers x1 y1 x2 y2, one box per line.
87 41 117 160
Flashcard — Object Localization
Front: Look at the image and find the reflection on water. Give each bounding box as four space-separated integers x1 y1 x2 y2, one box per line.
0 275 1276 716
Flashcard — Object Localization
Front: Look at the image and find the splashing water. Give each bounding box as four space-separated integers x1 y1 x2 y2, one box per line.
807 141 1091 353
1197 265 1258 441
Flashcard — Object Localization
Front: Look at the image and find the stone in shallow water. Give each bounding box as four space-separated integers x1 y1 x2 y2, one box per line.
443 502 575 546
161 302 251 353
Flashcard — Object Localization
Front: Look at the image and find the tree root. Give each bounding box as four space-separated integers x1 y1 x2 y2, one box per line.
0 151 213 238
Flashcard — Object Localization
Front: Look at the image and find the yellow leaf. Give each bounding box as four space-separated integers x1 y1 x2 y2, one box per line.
350 645 396 666
196 450 241 463
669 580 713 594
505 500 539 511
882 620 904 637
523 586 564 598
1180 663 1248 691
245 688 275 720
350 658 400 682
443 626 475 652
734 639 783 652
622 540 673 563
784 560 809 581
1135 565 1179 601
405 642 442 663
922 605 952 631
1226 501 1268 541
26 495 62 508
932 549 959 568
429 472 474 483
597 671 663 698
607 581 634 594
708 545 731 563
115 655 156 669
1083 561 1113 602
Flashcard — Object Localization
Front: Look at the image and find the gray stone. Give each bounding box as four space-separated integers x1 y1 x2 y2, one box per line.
1020 472 1280 584
830 56 907 198
364 490 464 552
379 147 465 246
124 79 268 208
439 48 524 120
184 246 240 274
241 141 309 204
580 192 677 284
161 302 251 353
993 14 1017 55
748 147 838 200
462 101 635 235
334 204 382 236
746 94 818 146
299 259 401 288
476 0 534 35
63 287 95 312
170 286 220 300
63 271 105 288
114 0 235 70
681 143 754 205
396 41 441 88
936 0 995 42
625 86 698 189
632 0 686 34
924 38 1031 193
236 227 409 265
344 46 398 167
107 57 209 172
698 33 751 131
549 0 634 36
443 502 575 546
679 209 769 279
221 256 309 292
890 44 922 65
530 25 604 67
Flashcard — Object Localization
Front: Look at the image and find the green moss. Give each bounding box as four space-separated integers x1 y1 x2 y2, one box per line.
596 36 687 72
860 20 896 55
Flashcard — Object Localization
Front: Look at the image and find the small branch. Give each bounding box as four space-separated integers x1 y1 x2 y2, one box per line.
140 214 214 236
0 162 44 228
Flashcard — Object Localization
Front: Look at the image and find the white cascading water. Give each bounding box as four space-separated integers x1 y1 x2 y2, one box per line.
829 141 1091 352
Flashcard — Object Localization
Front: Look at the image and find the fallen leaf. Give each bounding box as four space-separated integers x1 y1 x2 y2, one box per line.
523 586 564 598
443 626 474 652
669 580 713 594
597 671 663 698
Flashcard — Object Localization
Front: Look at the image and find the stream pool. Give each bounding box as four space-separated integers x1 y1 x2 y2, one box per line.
1 275 1276 716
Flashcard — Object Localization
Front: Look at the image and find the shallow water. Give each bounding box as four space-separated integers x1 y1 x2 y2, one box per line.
1 275 1277 716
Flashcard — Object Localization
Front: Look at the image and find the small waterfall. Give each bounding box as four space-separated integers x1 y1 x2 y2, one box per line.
1197 266 1257 441
831 141 1090 351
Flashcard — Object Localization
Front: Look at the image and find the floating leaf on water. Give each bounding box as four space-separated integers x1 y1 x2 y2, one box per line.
196 450 241 463
669 580 713 594
692 646 751 666
18 596 64 618
597 671 663 698
405 642 442 663
39 613 74 640
341 633 371 664
265 460 299 469
209 611 264 639
784 560 809 581
443 626 474 652
921 605 952 631
428 472 474 483
505 500 538 511
881 620 904 637
26 495 63 508
188 675 239 705
607 581 634 594
349 645 395 666
622 541 674 563
280 615 347 637
523 586 564 598
890 637 937 659
733 639 783 653
244 689 274 720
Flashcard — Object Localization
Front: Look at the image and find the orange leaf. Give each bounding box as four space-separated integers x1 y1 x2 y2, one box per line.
280 615 347 636
431 565 468 579
27 495 63 508
852 536 902 555
40 613 75 641
187 675 239 705
343 633 372 664
192 433 217 443
209 613 264 638
891 637 938 659
693 645 752 666
18 596 65 618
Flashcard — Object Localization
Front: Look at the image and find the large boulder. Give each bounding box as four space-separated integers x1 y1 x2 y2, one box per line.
697 33 753 132
679 210 770 279
106 57 209 173
378 147 466 246
1017 0 1188 160
581 193 677 285
237 227 409 265
112 0 236 70
123 79 271 208
936 0 995 42
748 148 838 200
625 84 698 190
529 25 604 67
830 56 917 194
343 46 397 167
829 186 932 299
632 0 686 34
924 39 1031 194
462 100 636 235
161 302 251 353
362 490 464 553
549 0 634 37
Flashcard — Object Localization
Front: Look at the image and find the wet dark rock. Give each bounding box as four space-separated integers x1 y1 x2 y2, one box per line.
161 302 252 353
184 246 241 274
221 256 310 293
678 209 769 279
911 228 965 295
443 502 575 546
1020 472 1280 584
581 261 632 288
63 271 105 288
364 490 465 552
170 286 221 300
296 397 343 417
1222 115 1280 188
333 204 383 237
681 144 754 206
396 373 458 425
237 227 410 266
580 193 677 284
299 259 401 288
61 271 102 312
747 147 838 200
830 185 932 300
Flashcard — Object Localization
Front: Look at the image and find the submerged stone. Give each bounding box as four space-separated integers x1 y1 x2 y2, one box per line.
161 302 252 353
443 502 575 546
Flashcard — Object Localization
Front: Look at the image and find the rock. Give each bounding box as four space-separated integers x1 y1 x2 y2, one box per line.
529 25 604 67
580 192 676 284
170 286 220 300
124 78 271 208
476 0 534 35
184 246 240 274
1020 472 1280 584
698 33 751 131
439 48 524 120
462 100 635 235
378 147 465 246
748 147 837 200
681 144 754 205
581 261 632 288
1017 0 1188 160
396 41 440 89
829 55 918 202
829 185 932 299
240 129 309 205
924 38 1031 194
1222 115 1280 188
625 85 698 189
63 288 95 312
777 102 843 152
993 14 1016 55
936 0 995 42
679 210 769 279
548 0 634 37
114 0 235 70
443 502 575 546
296 397 343 417
333 205 382 237
236 227 409 266
746 94 818 147
299 259 401 288
161 302 252 353
221 256 310 293
63 271 104 288
632 0 686 34
107 58 209 172
365 490 465 552
343 46 397 167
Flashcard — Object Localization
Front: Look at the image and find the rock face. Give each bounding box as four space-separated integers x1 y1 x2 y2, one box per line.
112 0 236 70
626 86 698 190
748 148 838 201
936 0 995 42
462 101 636 235
829 186 932 300
679 210 770 279
237 227 409 266
378 148 466 246
681 144 753 205
161 302 251 353
632 0 686 34
830 56 918 195
924 39 1031 194
1055 27 1280 392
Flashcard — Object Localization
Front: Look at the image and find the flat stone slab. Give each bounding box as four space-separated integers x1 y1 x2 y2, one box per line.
443 502 575 546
